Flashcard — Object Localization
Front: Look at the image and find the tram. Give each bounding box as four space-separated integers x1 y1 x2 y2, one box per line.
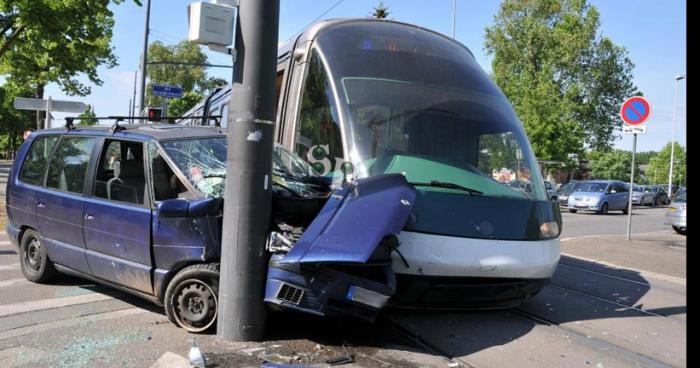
180 18 562 309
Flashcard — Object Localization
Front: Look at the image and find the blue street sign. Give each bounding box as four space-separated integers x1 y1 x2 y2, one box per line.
152 84 184 98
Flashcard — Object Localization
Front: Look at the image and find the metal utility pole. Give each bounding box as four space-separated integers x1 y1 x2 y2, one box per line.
138 0 152 117
451 0 457 39
217 0 280 341
668 74 685 197
132 71 138 123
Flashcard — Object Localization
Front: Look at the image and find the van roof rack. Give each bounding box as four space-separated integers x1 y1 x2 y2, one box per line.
62 115 223 134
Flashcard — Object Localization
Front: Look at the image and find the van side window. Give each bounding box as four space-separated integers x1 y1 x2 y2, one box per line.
94 139 146 205
45 136 96 194
19 136 59 185
294 50 343 177
147 143 192 201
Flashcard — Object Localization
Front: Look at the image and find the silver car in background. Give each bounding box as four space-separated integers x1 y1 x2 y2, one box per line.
665 189 686 235
632 185 654 206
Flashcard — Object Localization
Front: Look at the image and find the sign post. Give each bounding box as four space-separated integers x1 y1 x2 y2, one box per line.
620 96 651 240
14 97 88 129
152 84 183 121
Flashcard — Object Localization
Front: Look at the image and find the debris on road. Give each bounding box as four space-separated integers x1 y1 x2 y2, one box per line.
325 354 355 365
189 339 206 368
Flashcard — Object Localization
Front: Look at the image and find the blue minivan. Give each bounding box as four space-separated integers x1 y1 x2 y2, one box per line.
6 124 414 332
566 180 630 214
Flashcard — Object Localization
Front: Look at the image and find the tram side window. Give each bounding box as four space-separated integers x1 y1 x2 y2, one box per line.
294 50 343 177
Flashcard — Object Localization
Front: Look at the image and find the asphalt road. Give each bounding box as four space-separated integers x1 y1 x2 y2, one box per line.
560 205 671 239
0 161 686 367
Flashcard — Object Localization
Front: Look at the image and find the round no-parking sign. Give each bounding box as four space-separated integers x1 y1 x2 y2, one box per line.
620 96 651 125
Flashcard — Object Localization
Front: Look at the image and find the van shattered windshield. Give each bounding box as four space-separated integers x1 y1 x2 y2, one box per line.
160 138 326 199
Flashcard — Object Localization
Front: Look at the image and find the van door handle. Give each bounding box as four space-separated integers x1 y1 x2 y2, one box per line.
85 214 95 220
37 202 46 208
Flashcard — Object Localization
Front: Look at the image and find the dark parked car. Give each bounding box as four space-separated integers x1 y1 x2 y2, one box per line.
649 185 670 206
544 180 558 202
6 125 414 332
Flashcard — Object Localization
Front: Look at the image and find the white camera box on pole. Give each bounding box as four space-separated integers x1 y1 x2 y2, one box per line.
187 1 236 47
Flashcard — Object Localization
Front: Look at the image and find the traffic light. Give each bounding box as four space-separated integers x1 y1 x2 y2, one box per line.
147 107 162 122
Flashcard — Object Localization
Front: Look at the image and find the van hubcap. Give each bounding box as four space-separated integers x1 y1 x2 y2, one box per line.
26 239 42 271
173 279 217 332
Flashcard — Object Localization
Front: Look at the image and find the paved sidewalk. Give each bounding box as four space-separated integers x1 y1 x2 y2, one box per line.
561 230 686 278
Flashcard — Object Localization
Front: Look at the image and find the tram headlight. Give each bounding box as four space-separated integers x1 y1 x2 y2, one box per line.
540 221 560 239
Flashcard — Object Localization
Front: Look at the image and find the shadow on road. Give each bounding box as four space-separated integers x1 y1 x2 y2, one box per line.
39 252 683 362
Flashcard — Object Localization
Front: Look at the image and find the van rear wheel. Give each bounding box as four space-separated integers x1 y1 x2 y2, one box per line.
164 263 220 333
19 229 57 283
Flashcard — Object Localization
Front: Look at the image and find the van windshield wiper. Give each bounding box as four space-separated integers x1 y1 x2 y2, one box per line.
409 180 483 196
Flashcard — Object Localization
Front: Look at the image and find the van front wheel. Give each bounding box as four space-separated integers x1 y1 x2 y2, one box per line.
164 263 220 333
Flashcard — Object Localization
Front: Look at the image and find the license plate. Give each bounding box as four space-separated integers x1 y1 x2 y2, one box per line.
668 208 677 212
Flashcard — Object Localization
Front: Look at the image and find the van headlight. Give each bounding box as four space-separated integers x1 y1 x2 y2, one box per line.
540 221 560 239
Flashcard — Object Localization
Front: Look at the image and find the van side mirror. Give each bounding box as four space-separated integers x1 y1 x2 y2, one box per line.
157 199 189 217
157 198 223 218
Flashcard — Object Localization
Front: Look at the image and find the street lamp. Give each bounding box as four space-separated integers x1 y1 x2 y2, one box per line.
668 74 685 197
452 0 457 39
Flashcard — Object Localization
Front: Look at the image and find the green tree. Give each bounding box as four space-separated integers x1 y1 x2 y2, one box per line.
484 0 637 161
0 81 35 156
645 142 686 187
77 105 98 126
370 1 390 19
635 150 657 166
167 91 204 119
588 149 637 182
0 0 140 129
146 40 227 109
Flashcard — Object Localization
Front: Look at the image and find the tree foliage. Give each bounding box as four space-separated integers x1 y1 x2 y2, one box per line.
635 150 657 166
146 40 227 109
484 0 637 161
0 81 35 156
588 149 637 182
77 104 98 126
645 142 686 187
0 0 140 96
168 91 204 119
370 1 391 19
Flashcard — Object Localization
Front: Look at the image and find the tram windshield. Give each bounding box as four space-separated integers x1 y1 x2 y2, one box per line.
306 21 547 202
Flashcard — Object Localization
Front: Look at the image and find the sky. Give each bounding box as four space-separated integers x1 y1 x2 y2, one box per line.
40 0 686 153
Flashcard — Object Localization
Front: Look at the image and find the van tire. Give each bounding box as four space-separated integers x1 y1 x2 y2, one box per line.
164 263 220 333
569 209 577 213
19 229 57 283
